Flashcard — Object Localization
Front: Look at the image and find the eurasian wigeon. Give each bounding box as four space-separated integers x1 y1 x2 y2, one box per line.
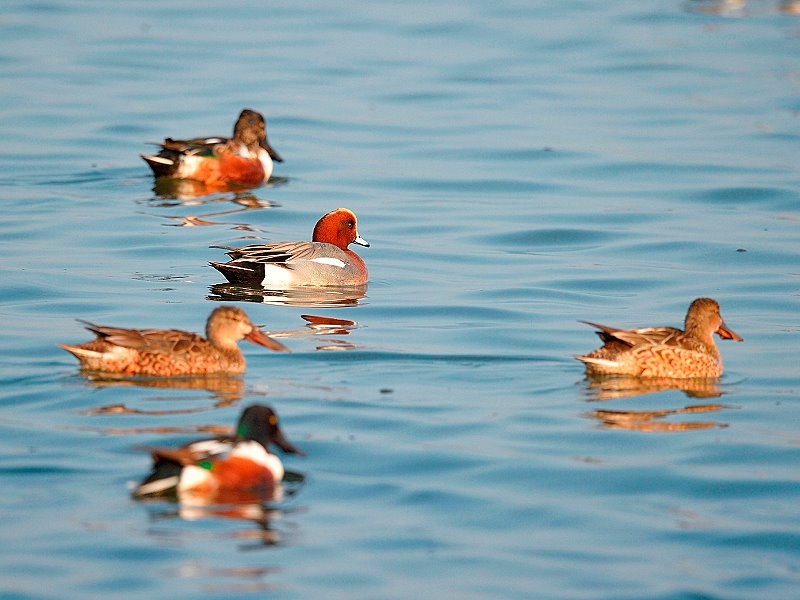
210 208 370 288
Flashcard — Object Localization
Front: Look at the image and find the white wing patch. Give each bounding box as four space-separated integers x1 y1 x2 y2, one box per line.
187 439 232 456
311 257 347 268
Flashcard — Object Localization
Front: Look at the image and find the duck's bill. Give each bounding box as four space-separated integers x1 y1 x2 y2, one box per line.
353 234 370 248
245 328 291 352
717 321 743 342
271 427 305 456
262 140 283 163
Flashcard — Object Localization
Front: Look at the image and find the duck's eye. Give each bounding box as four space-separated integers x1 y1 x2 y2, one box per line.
347 221 354 229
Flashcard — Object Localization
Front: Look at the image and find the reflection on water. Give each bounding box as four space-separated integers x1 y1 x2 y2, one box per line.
85 403 212 417
209 282 367 308
582 375 723 402
140 191 277 229
136 471 305 551
683 0 746 16
149 176 288 202
263 314 359 351
589 403 730 432
297 314 359 351
81 422 234 437
581 375 730 431
142 191 274 210
75 373 247 406
683 0 800 15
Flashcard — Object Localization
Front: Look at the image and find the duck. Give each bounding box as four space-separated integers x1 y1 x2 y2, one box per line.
60 306 289 377
141 108 282 187
575 297 742 378
210 208 369 288
133 404 304 499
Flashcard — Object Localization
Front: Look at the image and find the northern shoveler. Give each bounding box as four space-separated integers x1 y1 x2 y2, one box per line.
133 404 304 499
141 109 283 187
210 208 369 288
575 297 743 378
60 306 289 377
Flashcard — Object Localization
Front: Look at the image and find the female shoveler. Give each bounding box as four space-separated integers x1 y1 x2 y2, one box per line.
210 208 369 288
60 306 289 377
133 404 304 499
575 297 743 378
141 108 283 187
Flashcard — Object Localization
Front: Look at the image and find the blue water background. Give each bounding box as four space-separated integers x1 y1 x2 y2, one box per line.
0 1 799 598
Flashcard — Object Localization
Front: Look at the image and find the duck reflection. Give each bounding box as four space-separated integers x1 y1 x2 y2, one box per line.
286 314 359 351
581 375 731 431
141 471 304 546
588 403 729 432
141 189 277 230
683 0 746 16
78 373 247 408
209 282 366 308
149 176 287 202
582 375 723 402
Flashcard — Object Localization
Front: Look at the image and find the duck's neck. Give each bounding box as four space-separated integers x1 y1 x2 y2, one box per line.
685 324 719 356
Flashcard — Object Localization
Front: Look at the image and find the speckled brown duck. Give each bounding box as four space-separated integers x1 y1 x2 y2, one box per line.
575 297 742 378
60 306 289 377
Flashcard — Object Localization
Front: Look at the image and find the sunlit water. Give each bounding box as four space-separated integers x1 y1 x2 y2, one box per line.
1 1 799 598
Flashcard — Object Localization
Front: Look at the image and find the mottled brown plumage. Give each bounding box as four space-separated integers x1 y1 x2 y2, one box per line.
61 306 289 377
575 298 742 378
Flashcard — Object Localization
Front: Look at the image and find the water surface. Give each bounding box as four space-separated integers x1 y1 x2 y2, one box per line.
1 1 799 598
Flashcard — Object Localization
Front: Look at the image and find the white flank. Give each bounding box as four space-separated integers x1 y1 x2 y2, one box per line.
261 264 296 288
174 155 204 179
311 257 346 268
178 465 215 493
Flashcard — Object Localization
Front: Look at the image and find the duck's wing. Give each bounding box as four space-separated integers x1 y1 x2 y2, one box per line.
580 321 683 348
79 321 207 355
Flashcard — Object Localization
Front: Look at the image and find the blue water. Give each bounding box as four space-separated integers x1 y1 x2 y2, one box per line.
1 1 799 598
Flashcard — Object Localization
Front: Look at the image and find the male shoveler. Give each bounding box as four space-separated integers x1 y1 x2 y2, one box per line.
141 109 282 187
60 306 289 377
210 208 369 288
575 297 743 378
133 404 304 499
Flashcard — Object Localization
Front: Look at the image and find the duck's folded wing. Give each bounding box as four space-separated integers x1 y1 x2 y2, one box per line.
80 321 205 355
160 136 228 155
215 241 333 265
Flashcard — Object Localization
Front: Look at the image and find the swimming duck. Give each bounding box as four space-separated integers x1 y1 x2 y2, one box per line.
60 306 289 377
141 108 282 186
575 297 742 378
133 404 304 498
210 208 369 288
